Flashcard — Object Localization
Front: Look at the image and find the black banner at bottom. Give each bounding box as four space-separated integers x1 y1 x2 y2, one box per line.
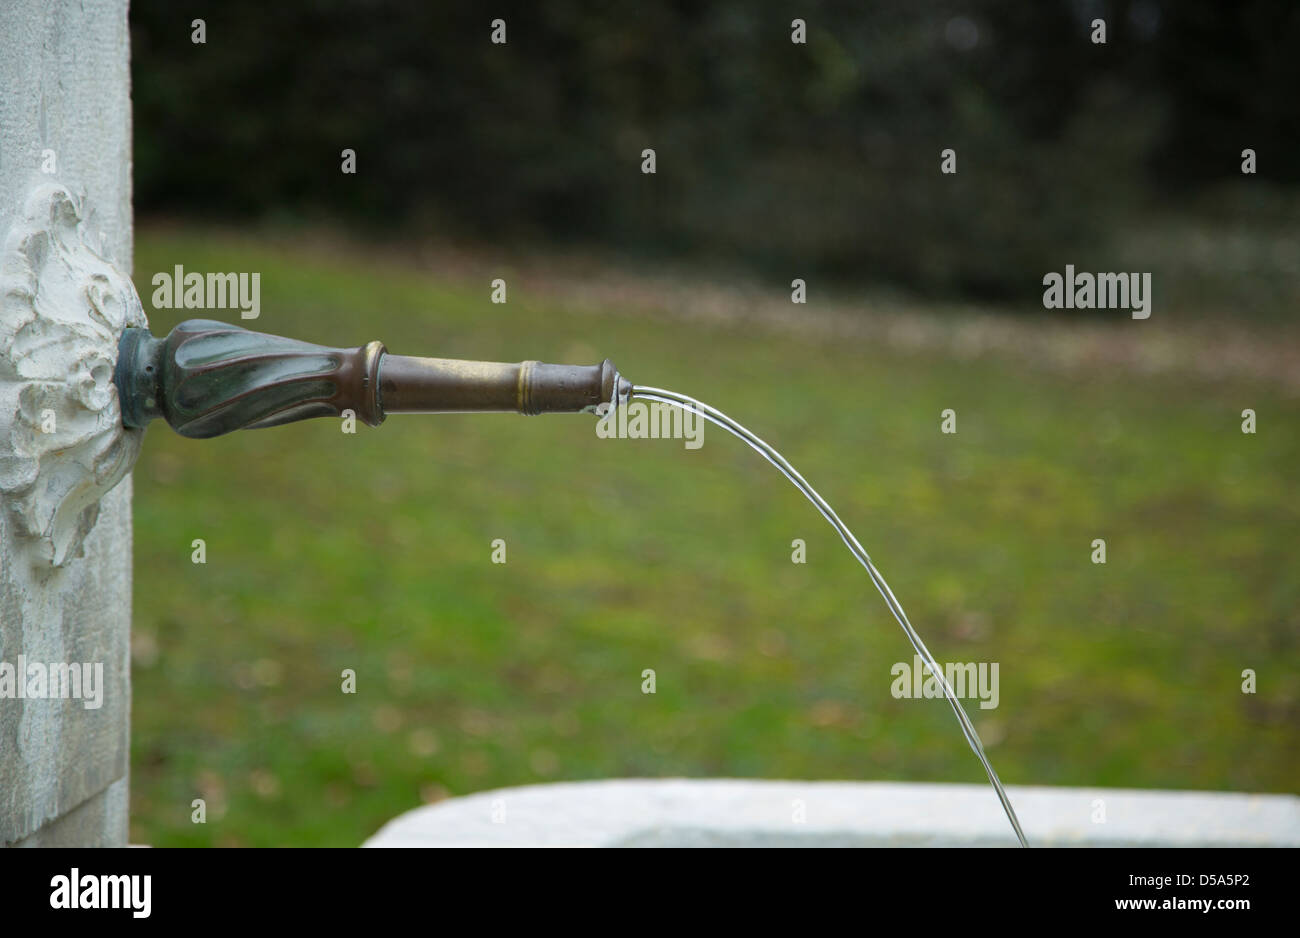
0 846 1286 926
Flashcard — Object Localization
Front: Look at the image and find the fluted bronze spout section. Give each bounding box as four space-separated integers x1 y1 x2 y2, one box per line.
115 319 630 439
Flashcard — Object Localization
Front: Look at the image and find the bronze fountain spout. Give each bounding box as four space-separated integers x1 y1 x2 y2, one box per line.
114 319 632 438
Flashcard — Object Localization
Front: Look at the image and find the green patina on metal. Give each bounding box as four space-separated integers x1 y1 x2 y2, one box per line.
115 319 630 439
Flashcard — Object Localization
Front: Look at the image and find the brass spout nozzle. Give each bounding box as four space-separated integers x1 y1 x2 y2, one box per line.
379 355 627 417
115 319 631 439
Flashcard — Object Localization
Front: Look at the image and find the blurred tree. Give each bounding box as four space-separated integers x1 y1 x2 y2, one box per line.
129 0 1299 300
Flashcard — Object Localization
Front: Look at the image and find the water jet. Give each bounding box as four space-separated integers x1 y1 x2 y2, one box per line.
110 318 1029 846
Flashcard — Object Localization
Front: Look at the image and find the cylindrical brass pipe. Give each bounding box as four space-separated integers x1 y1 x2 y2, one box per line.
379 355 625 416
115 319 631 439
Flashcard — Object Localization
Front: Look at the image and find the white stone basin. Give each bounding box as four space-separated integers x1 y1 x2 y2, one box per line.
363 779 1300 847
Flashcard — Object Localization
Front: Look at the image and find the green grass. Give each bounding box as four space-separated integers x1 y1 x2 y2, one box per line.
129 226 1299 845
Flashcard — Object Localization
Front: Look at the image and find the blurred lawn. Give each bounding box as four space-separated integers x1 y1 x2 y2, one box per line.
129 226 1299 846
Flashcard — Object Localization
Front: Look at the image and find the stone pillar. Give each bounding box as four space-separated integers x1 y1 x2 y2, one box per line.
0 0 135 847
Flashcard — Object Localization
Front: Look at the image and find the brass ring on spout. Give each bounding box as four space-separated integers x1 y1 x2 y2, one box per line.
517 360 540 415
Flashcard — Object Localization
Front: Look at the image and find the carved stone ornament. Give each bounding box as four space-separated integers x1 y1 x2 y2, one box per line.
0 184 147 567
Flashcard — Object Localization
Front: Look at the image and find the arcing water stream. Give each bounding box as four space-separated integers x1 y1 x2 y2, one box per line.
629 385 1029 847
104 312 1028 844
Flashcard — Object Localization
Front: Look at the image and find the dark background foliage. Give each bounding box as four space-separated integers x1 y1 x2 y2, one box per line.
130 0 1300 297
